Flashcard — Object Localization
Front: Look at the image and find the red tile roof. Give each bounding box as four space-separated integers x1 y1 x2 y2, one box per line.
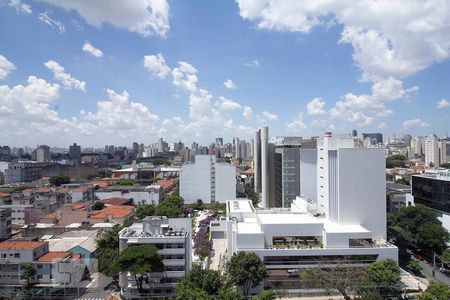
35 188 51 193
156 178 175 190
91 205 134 220
37 251 70 262
0 192 11 197
72 203 86 210
102 197 128 206
71 187 87 193
0 240 46 250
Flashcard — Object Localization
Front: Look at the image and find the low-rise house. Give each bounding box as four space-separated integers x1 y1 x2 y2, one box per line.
90 205 135 225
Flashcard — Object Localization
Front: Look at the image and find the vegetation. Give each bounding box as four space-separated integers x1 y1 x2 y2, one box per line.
0 186 32 194
394 178 410 185
49 174 70 186
176 268 240 300
155 193 183 217
442 248 450 263
193 223 212 260
227 252 267 296
152 159 170 166
388 204 449 254
406 260 423 275
251 290 274 300
96 225 121 280
91 201 105 210
366 259 400 296
135 204 155 220
386 173 394 182
386 155 407 168
419 281 450 300
440 162 450 169
112 244 163 293
244 183 260 207
21 263 37 290
116 178 136 186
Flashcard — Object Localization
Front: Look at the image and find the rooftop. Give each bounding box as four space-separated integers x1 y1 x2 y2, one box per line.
257 213 322 225
323 219 370 233
0 192 11 197
227 199 254 213
91 205 134 219
37 251 70 262
0 240 46 250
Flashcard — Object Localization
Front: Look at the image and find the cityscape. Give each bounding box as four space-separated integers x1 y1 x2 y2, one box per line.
1 1 450 300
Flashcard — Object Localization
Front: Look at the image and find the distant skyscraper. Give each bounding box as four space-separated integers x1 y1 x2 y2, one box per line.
132 142 139 155
425 136 439 166
36 145 50 162
362 133 383 144
215 137 223 147
352 129 357 137
69 143 81 165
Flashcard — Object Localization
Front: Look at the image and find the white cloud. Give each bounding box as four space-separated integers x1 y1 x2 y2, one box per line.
286 114 307 132
0 55 16 80
143 53 170 79
85 89 159 134
82 41 103 58
41 0 170 37
306 97 326 115
236 1 450 81
38 11 65 34
244 60 259 67
44 60 86 91
378 122 388 129
257 111 278 123
219 96 242 110
172 61 198 93
402 118 430 129
223 79 237 89
7 0 32 14
243 106 252 120
437 98 449 109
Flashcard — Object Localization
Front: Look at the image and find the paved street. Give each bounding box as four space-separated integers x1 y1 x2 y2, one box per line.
75 273 115 300
417 259 450 286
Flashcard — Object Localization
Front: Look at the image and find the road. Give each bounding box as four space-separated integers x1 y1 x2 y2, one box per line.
75 272 115 300
417 259 450 286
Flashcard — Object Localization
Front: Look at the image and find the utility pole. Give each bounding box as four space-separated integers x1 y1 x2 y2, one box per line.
433 251 436 278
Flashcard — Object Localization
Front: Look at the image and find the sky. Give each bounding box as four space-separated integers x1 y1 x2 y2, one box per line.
0 0 449 147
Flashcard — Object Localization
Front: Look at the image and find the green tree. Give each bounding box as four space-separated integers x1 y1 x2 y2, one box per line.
251 290 274 300
135 204 155 220
155 194 183 217
440 162 450 169
419 281 450 300
367 259 400 296
244 183 260 207
96 225 122 281
416 222 449 253
113 244 163 293
49 174 70 186
406 260 423 275
91 201 105 210
227 252 267 296
394 178 410 185
441 248 450 263
21 263 37 293
217 287 241 300
176 268 223 296
116 179 136 186
386 155 406 168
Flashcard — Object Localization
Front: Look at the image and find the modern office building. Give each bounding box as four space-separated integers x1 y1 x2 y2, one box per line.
411 169 450 232
36 145 50 162
362 133 383 145
118 216 192 299
180 155 236 204
253 129 262 196
69 143 81 166
226 199 397 290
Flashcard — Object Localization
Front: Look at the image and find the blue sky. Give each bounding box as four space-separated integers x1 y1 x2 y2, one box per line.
0 0 449 147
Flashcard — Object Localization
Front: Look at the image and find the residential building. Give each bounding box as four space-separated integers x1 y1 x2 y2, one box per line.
36 145 50 162
0 208 11 241
180 155 236 204
90 205 135 224
425 136 439 167
96 184 164 206
118 216 192 298
0 204 32 225
69 143 81 166
411 169 450 232
4 161 66 184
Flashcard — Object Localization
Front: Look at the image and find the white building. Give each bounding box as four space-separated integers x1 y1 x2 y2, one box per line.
118 217 192 298
425 136 439 167
180 155 236 204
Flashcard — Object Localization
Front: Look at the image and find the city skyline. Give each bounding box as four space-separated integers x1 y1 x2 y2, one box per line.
1 1 450 147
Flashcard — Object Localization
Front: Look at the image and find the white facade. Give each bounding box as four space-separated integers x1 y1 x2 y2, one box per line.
425 136 439 166
180 155 236 204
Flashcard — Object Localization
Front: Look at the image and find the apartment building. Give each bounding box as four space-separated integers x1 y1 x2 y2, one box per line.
118 216 192 299
180 155 236 204
0 208 11 241
4 161 66 184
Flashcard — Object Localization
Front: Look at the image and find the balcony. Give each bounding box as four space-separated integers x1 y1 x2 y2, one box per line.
272 236 322 250
162 259 185 267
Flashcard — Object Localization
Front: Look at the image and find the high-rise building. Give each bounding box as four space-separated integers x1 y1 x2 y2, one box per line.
351 129 357 137
132 142 139 155
261 126 269 208
180 155 236 204
36 145 50 162
69 143 81 165
253 130 262 195
362 133 383 145
425 135 439 166
215 137 223 147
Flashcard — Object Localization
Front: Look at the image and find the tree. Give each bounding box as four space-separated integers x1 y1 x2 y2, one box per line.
394 178 410 185
367 259 400 296
135 204 155 220
49 174 70 186
96 225 122 282
113 244 163 293
176 268 223 296
406 260 423 275
441 248 450 263
416 222 449 254
21 263 37 291
155 194 183 217
91 201 105 210
244 183 260 207
116 179 136 186
386 155 406 168
419 281 450 300
227 252 267 296
440 162 450 169
251 290 274 300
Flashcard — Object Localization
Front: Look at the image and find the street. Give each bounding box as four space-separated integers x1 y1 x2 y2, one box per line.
417 259 450 286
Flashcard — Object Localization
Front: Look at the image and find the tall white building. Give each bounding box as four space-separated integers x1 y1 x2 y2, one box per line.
425 136 439 166
36 145 50 162
180 155 236 204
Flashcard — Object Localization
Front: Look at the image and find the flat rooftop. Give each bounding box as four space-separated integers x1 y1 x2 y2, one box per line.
237 222 262 234
323 219 370 233
257 213 322 225
227 199 254 213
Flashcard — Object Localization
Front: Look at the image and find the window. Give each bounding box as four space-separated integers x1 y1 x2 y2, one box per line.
37 274 43 279
37 264 42 269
